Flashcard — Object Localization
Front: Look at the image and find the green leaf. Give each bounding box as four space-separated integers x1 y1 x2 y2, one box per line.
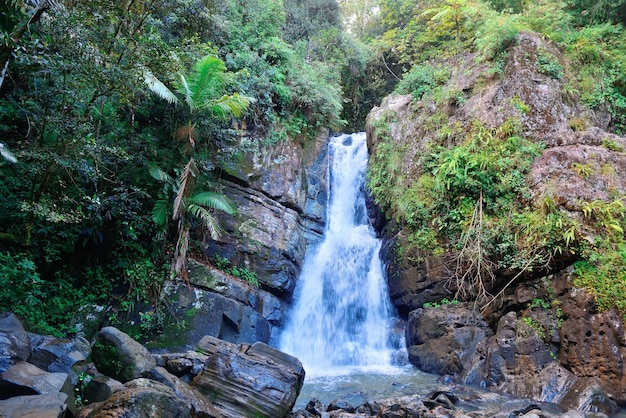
152 199 170 227
188 192 236 215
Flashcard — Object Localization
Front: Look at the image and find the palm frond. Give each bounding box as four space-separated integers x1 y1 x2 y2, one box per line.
144 70 179 105
0 143 17 163
149 165 172 183
188 191 237 215
187 204 222 239
191 55 226 103
178 73 196 113
208 93 255 119
172 158 198 220
152 199 170 227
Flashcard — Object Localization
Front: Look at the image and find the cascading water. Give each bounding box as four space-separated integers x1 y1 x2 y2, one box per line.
279 132 396 375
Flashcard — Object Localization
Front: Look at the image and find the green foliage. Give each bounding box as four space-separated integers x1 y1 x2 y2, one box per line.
536 49 564 79
423 298 459 308
74 372 93 407
574 239 626 317
211 255 260 288
396 65 450 101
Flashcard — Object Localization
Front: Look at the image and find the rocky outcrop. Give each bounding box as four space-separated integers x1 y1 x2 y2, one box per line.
404 286 621 415
367 31 626 406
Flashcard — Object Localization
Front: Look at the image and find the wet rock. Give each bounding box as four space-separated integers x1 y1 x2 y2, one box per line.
77 378 191 418
558 378 619 415
556 271 626 402
92 327 156 382
0 312 31 374
193 336 305 417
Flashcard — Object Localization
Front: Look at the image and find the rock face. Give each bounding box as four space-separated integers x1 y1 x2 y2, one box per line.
367 31 626 407
209 129 330 300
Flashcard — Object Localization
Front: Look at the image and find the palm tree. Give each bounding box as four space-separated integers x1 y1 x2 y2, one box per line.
145 55 254 282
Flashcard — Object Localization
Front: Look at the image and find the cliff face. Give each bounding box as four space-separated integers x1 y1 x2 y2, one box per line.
367 32 626 405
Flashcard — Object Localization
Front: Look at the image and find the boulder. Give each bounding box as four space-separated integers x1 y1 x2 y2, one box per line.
92 327 156 382
405 304 492 377
77 378 191 418
0 312 31 374
559 378 619 415
193 335 305 418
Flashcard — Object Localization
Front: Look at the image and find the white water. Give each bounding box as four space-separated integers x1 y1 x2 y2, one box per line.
279 132 398 377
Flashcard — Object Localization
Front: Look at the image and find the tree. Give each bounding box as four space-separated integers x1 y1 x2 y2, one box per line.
145 54 254 282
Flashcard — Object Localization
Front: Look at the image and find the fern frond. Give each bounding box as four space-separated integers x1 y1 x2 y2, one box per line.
144 70 179 105
152 199 170 227
187 204 222 239
0 143 17 163
188 192 237 215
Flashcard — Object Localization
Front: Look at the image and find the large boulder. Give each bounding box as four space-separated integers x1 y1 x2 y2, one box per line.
0 362 72 401
405 304 491 377
555 271 626 402
92 327 156 382
192 335 305 418
0 393 68 418
77 378 191 418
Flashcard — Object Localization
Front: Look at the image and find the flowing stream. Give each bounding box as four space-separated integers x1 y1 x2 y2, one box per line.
278 132 441 409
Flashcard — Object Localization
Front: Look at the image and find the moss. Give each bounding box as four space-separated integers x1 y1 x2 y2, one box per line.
92 341 130 382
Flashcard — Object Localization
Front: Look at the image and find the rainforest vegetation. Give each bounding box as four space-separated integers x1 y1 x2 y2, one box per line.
1 0 626 337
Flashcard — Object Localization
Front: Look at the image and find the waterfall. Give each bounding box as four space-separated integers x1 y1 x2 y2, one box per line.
279 132 396 376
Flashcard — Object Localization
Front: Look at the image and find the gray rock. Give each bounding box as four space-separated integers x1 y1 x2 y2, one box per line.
92 327 156 382
559 378 619 415
0 392 68 418
82 373 123 404
193 336 305 418
405 304 492 378
0 312 31 374
28 334 90 374
0 362 72 400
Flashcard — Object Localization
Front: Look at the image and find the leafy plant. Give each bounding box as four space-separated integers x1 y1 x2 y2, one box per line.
146 55 251 283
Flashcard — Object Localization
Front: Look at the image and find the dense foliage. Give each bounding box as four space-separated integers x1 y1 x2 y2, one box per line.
0 0 361 336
